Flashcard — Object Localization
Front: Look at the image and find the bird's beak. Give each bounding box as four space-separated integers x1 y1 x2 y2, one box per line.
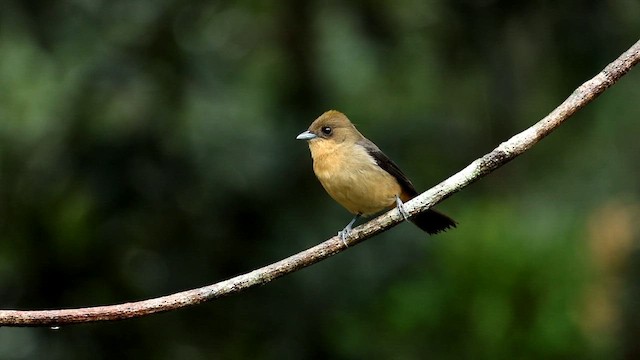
296 130 317 140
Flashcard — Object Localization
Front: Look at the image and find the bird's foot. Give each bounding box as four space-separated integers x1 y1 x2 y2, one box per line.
338 214 361 248
338 227 351 247
396 196 410 221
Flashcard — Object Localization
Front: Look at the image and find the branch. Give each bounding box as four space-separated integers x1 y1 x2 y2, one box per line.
2 39 639 327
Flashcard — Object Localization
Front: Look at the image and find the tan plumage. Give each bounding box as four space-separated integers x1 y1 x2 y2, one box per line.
307 112 401 215
297 110 456 238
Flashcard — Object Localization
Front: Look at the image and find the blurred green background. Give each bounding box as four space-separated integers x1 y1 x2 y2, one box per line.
1 0 639 359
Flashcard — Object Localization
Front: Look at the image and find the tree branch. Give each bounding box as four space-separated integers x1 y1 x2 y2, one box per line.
2 39 639 327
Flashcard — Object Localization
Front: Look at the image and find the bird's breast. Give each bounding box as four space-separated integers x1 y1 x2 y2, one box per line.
309 142 401 215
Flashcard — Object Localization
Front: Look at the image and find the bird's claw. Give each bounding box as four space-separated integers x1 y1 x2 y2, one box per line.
337 214 360 248
338 229 350 247
396 196 410 221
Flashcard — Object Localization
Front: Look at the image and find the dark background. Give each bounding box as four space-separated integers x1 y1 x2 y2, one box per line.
1 1 639 359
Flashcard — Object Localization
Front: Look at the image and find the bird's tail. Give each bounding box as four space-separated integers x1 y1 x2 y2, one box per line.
410 209 457 235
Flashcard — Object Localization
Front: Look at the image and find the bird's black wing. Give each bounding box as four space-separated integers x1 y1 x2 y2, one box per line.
357 138 419 197
358 138 457 234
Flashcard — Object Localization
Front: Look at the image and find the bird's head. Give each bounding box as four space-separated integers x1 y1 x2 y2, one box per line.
296 110 363 145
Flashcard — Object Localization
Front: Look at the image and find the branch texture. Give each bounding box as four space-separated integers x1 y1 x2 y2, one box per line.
2 39 639 327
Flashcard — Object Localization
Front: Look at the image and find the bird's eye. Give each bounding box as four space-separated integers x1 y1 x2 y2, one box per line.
321 126 332 135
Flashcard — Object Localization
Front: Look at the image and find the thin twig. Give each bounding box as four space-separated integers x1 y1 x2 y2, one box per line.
1 39 639 327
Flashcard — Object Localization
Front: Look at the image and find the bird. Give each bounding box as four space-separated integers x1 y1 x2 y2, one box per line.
296 110 456 245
